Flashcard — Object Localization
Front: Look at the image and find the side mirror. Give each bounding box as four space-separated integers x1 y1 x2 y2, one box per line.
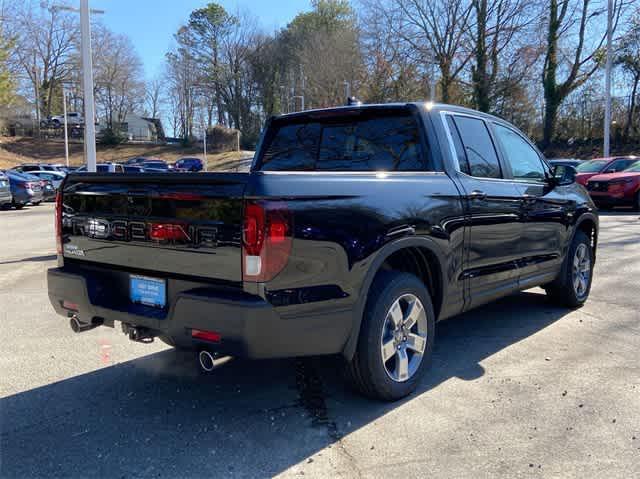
550 165 576 186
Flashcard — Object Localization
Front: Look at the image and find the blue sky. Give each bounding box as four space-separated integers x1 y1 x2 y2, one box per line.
90 0 312 79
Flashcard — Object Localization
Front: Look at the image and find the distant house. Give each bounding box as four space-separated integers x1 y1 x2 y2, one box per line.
98 114 165 143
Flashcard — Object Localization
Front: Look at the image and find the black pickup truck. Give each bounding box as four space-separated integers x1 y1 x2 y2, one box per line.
48 103 598 400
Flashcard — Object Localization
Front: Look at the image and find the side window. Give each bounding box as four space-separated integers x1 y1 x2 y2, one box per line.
493 123 546 182
115 165 124 173
445 116 470 175
604 159 634 173
452 116 502 179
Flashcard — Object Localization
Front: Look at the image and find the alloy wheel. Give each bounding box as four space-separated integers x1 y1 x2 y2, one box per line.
380 293 428 382
572 243 591 297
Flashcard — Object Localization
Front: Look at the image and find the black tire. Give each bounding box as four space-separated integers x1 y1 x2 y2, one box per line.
346 271 435 401
12 202 23 210
545 230 593 308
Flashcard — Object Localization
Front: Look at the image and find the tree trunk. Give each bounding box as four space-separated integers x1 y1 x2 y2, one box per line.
472 0 490 112
623 73 639 140
542 0 560 148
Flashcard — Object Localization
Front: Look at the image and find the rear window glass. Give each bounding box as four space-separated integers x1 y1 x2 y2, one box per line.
259 111 427 172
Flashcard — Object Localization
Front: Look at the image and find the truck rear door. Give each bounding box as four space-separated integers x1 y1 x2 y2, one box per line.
60 173 248 284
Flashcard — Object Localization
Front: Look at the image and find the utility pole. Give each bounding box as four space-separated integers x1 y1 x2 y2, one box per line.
33 56 40 137
51 1 104 171
80 0 97 171
202 124 208 172
62 86 69 167
604 0 613 158
300 64 305 111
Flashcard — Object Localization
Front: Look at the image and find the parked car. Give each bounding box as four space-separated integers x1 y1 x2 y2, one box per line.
141 160 171 172
124 156 151 165
27 170 66 190
41 112 83 129
123 165 145 173
586 160 640 210
548 158 582 169
76 163 125 173
48 102 598 401
4 170 44 208
0 171 12 208
12 163 65 174
174 157 204 172
575 156 638 186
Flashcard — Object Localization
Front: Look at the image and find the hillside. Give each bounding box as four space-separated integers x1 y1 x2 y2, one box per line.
0 137 253 170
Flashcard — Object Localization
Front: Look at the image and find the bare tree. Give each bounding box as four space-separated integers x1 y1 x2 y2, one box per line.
91 25 144 131
541 0 627 146
12 2 78 118
381 0 474 103
359 0 427 103
166 27 198 141
470 0 529 112
617 11 640 139
144 77 164 119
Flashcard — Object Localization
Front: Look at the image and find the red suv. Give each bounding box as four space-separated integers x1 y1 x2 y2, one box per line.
575 156 638 187
586 161 640 210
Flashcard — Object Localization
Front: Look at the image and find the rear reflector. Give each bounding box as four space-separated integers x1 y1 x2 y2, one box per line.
191 329 221 343
62 300 79 311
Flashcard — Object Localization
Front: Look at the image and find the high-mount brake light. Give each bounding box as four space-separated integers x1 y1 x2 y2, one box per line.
242 201 292 282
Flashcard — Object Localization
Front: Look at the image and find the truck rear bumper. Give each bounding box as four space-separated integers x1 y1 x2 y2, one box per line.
47 267 350 359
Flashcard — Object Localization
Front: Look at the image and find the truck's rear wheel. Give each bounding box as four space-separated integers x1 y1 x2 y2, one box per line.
346 271 435 401
545 230 593 308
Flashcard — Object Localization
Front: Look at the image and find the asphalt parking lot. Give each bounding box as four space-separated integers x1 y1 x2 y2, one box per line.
1 204 638 478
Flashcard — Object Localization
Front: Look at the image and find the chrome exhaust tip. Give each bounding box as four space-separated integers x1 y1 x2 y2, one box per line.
69 316 83 333
198 350 216 372
69 315 100 333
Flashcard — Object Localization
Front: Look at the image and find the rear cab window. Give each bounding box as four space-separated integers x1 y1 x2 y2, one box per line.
256 107 430 172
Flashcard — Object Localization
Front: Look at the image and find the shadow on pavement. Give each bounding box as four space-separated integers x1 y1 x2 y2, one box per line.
0 291 571 478
0 254 57 265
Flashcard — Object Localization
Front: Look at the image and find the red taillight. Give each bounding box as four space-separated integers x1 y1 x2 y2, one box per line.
242 201 292 282
149 223 189 241
191 329 221 343
55 191 62 254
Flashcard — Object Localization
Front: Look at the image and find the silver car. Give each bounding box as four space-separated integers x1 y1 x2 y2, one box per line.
28 170 66 190
0 171 12 208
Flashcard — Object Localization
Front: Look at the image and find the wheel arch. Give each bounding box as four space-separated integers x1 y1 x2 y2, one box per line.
574 212 598 261
342 237 447 360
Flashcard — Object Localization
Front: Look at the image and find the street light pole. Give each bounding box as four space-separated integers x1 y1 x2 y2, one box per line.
62 86 69 167
603 0 613 158
79 0 97 172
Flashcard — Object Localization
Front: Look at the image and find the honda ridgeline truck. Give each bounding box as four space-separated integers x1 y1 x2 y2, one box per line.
48 103 598 400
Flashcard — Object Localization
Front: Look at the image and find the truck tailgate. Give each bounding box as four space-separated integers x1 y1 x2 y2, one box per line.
60 173 248 283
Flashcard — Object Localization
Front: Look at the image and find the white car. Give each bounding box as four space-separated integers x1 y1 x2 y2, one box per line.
27 170 67 190
48 112 84 127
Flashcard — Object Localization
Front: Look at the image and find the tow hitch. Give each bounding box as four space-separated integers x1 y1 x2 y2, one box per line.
121 323 156 343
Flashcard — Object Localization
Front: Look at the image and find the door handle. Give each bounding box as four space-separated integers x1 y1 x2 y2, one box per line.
468 190 486 201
